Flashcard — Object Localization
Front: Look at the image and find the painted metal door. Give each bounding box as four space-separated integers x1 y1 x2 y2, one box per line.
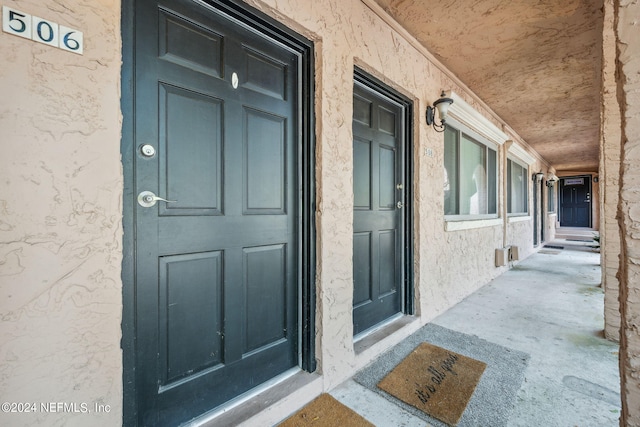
352 81 406 336
533 177 539 246
560 177 591 227
132 0 300 424
540 180 545 242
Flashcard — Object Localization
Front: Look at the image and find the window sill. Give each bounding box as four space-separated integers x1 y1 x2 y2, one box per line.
508 215 531 223
445 217 502 231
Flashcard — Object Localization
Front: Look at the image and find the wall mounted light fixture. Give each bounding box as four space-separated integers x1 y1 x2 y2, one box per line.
426 91 454 132
546 174 558 187
533 172 545 182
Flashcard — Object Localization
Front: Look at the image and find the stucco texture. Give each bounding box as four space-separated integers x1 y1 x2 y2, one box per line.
0 0 561 423
245 0 544 388
617 0 640 423
601 0 622 343
0 0 122 426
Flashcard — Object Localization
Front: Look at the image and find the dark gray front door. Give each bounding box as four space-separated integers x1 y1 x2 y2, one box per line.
540 180 545 243
352 79 407 336
533 176 539 246
131 0 302 424
560 176 591 227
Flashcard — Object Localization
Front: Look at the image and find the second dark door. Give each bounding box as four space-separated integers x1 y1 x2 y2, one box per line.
352 79 407 336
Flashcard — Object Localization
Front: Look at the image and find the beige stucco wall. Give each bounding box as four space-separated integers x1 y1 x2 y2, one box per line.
246 0 546 388
601 0 622 342
616 0 640 424
0 0 123 426
504 155 552 259
0 0 556 424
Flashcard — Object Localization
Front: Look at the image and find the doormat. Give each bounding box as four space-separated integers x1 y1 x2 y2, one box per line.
354 323 529 427
378 342 486 426
277 393 374 427
544 244 565 250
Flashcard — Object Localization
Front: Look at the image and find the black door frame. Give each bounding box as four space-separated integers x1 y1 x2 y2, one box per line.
354 68 415 321
540 179 545 243
533 175 538 247
121 1 315 424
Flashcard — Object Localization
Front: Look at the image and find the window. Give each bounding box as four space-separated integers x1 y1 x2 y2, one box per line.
547 184 555 213
507 158 528 215
444 125 497 217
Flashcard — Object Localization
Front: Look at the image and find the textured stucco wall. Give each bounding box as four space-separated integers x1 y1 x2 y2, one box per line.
601 0 622 342
616 0 640 424
0 0 123 426
246 0 544 388
0 0 553 424
506 156 550 259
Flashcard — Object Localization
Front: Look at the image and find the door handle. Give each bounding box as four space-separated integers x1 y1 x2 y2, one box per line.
137 191 177 208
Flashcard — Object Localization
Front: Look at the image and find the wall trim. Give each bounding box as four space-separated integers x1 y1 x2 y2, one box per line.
446 91 509 145
508 215 532 223
508 142 537 165
445 218 503 231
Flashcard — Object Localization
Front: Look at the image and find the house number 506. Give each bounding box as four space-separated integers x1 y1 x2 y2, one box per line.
2 6 83 54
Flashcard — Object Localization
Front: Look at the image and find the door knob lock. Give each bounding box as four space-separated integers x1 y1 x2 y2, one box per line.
140 144 156 157
396 201 404 209
137 191 177 207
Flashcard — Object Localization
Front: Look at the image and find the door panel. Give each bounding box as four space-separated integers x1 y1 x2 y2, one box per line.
132 0 301 424
379 230 397 296
159 9 223 77
354 138 372 209
159 251 224 384
244 244 287 353
352 82 406 336
379 146 396 209
353 232 372 307
160 84 223 214
244 109 286 212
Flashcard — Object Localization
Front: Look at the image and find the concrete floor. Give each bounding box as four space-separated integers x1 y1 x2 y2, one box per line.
330 240 621 426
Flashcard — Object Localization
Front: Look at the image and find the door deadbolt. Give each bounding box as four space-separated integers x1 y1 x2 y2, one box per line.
137 191 177 208
140 144 156 157
397 201 404 209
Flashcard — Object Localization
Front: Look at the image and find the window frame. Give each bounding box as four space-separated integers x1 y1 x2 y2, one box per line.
506 156 529 216
547 182 556 213
444 118 500 222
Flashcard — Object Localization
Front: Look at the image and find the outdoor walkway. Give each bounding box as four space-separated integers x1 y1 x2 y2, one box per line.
331 240 621 426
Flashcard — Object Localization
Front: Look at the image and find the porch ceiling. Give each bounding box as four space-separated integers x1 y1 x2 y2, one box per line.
373 0 604 172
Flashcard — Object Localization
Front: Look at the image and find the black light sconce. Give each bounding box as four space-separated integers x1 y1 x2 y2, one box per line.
533 172 545 182
426 91 454 132
546 174 558 187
